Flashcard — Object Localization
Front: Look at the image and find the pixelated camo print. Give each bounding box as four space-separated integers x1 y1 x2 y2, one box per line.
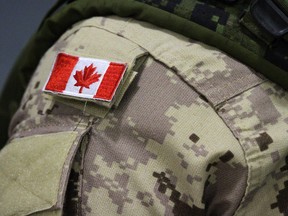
136 0 263 54
218 82 288 216
136 0 288 72
3 16 288 216
80 57 247 216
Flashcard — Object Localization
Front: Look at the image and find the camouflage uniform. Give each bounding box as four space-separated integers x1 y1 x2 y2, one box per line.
1 0 288 215
0 15 287 216
1 0 287 146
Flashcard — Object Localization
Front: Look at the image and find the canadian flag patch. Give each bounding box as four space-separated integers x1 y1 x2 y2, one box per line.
43 52 128 102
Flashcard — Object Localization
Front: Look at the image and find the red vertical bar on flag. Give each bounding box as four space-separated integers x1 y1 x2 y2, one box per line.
94 62 126 101
45 53 79 92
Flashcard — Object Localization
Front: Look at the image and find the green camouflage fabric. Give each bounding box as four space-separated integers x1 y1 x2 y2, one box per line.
0 16 287 216
1 0 288 148
136 0 288 71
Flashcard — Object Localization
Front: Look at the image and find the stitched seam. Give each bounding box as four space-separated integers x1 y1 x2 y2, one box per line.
75 20 264 107
56 128 91 209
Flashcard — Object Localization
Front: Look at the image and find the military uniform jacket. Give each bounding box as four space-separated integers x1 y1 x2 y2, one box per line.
0 1 288 216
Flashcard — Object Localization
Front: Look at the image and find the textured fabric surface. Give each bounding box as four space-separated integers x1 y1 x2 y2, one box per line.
1 0 288 148
74 16 264 106
0 131 78 215
218 82 288 215
1 16 288 216
80 57 247 216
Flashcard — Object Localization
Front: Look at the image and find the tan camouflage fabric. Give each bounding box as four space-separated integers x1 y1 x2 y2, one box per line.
0 16 287 216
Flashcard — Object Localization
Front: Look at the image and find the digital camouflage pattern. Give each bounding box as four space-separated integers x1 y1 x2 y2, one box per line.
0 16 287 216
136 0 288 72
1 0 288 149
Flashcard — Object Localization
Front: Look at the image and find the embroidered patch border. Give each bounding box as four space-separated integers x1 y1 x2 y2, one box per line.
43 52 128 102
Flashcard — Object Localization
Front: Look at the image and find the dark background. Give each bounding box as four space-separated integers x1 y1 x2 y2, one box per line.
0 0 57 92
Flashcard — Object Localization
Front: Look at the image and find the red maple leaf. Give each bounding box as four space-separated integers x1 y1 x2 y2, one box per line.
73 64 102 93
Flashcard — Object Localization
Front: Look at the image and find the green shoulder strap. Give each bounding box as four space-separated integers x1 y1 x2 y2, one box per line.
1 0 287 148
